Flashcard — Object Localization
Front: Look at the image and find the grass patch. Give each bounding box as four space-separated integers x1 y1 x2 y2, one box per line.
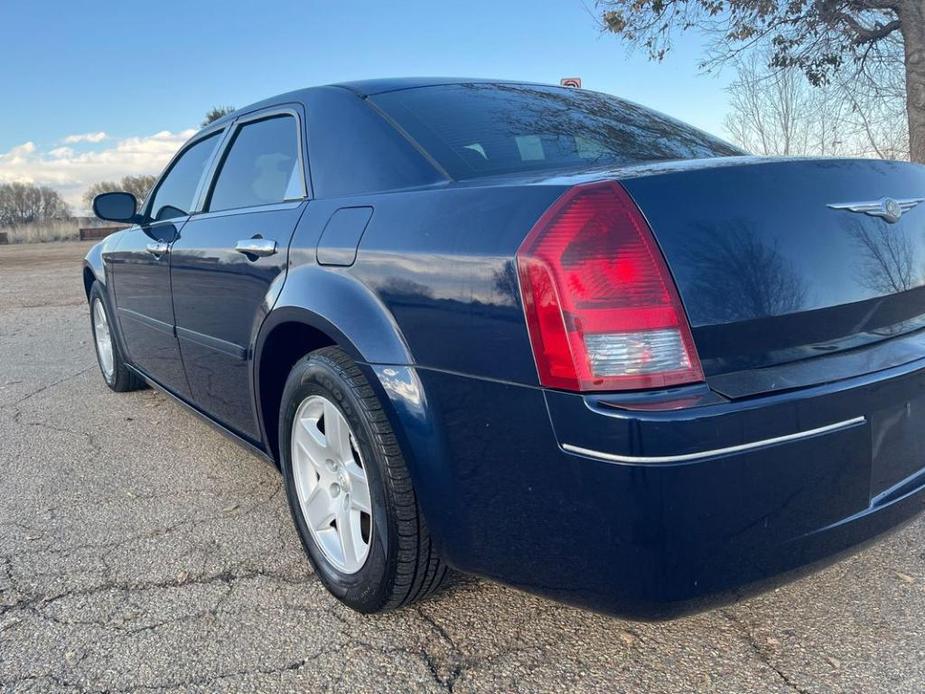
1 219 79 244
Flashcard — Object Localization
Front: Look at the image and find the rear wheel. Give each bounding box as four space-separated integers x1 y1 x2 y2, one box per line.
280 346 447 612
89 283 145 393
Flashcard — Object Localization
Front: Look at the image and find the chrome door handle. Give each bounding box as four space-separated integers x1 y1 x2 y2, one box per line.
234 239 277 257
145 242 169 256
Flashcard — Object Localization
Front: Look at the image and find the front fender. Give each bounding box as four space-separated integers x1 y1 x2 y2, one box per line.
83 241 106 298
83 230 128 298
83 233 138 368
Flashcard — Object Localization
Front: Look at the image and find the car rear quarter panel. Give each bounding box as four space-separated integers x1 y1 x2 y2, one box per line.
349 184 564 382
283 183 564 380
277 183 564 557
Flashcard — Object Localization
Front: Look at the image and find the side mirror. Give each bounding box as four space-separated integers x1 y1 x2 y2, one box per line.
93 192 141 224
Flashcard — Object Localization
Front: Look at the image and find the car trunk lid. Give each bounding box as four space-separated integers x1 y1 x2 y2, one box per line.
617 158 925 387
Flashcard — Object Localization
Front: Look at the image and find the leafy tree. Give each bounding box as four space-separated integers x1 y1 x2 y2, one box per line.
202 105 235 127
83 174 157 209
0 182 70 227
597 0 922 162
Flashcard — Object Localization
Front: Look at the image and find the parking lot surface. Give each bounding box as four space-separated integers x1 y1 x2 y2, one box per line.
2 241 925 693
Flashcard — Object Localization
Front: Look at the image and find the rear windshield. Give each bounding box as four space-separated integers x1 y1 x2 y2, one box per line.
371 83 742 179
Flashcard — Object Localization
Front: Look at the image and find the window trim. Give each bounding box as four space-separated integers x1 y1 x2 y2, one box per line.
198 106 309 215
142 125 227 226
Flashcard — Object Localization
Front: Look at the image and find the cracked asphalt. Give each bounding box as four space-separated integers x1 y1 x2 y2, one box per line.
2 241 925 693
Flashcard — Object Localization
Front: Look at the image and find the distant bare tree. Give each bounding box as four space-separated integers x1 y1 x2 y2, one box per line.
83 174 158 209
725 48 908 159
725 55 815 156
202 106 235 127
0 183 70 227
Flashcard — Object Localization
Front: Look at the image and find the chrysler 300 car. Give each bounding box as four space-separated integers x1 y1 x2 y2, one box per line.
84 78 925 618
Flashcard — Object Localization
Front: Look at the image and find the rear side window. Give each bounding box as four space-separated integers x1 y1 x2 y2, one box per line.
371 84 742 178
148 132 221 221
208 115 303 212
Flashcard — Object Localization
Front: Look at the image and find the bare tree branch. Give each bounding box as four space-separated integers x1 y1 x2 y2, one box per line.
596 0 918 160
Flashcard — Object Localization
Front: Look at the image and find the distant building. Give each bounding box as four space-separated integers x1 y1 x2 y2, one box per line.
76 216 110 228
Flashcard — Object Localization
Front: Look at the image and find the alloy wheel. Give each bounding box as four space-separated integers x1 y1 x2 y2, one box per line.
291 395 373 574
92 298 115 381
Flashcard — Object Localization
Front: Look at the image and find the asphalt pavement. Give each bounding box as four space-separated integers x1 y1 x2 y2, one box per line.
2 241 924 693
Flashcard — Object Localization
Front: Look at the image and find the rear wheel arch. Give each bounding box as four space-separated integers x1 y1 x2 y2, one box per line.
253 276 419 463
254 309 361 463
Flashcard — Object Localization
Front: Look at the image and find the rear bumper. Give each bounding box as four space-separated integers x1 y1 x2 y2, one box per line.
371 357 925 619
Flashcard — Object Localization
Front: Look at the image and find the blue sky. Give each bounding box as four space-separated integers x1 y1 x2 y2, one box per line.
0 1 731 209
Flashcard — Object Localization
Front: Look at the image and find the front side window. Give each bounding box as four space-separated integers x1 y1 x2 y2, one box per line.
148 133 221 222
208 115 303 212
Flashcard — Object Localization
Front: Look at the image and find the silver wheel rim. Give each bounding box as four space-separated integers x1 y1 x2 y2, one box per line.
93 298 115 381
291 395 372 574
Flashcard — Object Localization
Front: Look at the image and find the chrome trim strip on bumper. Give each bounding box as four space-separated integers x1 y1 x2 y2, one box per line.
562 416 867 464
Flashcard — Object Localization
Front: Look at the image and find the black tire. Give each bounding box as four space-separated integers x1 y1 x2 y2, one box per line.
279 346 447 612
89 282 145 393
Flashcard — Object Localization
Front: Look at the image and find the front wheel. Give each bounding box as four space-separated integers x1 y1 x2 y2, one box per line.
280 346 447 612
89 283 145 393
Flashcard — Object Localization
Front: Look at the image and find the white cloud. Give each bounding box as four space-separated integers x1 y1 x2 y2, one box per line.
0 129 196 211
62 131 108 144
7 142 36 158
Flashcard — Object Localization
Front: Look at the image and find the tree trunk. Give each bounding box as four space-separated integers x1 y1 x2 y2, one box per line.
901 0 925 162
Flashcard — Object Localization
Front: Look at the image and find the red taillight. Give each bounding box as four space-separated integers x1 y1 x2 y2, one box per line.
516 181 703 392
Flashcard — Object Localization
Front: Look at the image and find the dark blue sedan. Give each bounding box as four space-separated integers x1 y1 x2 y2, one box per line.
84 78 925 618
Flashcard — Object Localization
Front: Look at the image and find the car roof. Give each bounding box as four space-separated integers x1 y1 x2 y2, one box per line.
208 78 556 127
329 77 533 96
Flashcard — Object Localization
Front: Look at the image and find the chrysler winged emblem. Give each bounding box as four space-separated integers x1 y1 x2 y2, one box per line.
827 197 925 224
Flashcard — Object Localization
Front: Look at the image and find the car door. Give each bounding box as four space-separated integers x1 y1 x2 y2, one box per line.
108 130 225 398
169 108 308 441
